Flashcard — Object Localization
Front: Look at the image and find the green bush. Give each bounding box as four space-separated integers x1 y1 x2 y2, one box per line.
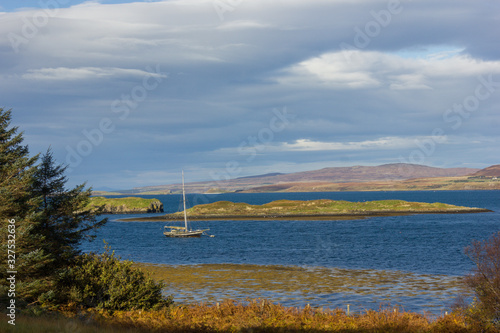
65 246 173 311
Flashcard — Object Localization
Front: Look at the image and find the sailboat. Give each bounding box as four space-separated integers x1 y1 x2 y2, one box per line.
163 171 210 238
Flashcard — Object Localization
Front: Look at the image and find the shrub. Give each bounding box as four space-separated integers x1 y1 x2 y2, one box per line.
65 245 173 312
464 231 500 326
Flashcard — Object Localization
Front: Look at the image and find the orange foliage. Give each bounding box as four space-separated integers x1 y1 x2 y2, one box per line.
82 299 486 332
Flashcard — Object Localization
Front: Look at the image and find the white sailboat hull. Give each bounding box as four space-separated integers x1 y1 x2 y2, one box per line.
163 229 208 237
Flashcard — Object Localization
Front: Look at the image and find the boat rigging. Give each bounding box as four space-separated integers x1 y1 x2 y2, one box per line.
163 170 211 238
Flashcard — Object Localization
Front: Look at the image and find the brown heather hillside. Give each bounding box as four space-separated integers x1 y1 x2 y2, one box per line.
469 164 500 177
243 176 500 193
120 163 480 194
259 163 478 183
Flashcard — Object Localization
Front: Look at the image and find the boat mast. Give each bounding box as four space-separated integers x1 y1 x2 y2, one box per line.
182 170 188 231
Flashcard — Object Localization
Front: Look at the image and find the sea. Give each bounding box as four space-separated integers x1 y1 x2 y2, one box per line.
80 190 500 314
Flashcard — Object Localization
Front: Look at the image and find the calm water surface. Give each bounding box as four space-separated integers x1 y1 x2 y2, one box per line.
81 190 500 312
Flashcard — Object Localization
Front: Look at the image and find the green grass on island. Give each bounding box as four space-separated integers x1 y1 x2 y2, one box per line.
157 199 490 221
86 196 164 214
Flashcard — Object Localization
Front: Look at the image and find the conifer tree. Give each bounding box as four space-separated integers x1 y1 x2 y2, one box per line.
1 108 169 311
0 107 42 305
1 108 107 306
32 148 107 271
27 150 107 306
0 108 38 221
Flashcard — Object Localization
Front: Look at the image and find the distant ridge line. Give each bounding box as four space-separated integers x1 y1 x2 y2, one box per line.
115 163 485 194
236 172 285 179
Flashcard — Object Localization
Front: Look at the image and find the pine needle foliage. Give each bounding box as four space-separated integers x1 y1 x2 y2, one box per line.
0 108 38 220
0 108 42 307
31 148 107 270
0 108 107 307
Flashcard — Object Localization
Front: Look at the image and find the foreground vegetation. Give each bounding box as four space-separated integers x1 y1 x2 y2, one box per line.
3 299 500 332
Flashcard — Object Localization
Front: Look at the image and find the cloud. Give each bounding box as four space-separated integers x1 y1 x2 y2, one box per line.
216 20 272 30
214 136 449 156
277 137 429 151
276 51 500 90
22 66 167 80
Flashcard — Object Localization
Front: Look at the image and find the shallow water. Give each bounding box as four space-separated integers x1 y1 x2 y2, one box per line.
137 263 465 314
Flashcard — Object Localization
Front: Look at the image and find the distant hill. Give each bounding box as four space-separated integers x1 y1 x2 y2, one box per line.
236 172 285 179
115 163 482 194
252 164 477 183
469 165 500 177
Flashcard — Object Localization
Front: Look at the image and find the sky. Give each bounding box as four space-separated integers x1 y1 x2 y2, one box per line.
0 0 499 190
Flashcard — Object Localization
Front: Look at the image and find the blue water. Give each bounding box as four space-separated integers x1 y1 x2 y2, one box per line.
82 190 500 276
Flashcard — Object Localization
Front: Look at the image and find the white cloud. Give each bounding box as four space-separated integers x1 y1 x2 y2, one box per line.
275 137 441 152
22 67 167 81
216 20 272 30
214 136 449 156
389 74 431 90
277 50 500 90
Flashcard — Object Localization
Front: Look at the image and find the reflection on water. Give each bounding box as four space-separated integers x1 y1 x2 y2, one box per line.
137 263 467 314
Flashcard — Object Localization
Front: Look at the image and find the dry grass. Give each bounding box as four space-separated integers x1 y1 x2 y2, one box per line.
8 300 483 333
96 300 439 332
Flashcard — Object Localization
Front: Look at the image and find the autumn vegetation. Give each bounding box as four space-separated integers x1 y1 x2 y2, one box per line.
461 232 500 326
1 298 497 332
